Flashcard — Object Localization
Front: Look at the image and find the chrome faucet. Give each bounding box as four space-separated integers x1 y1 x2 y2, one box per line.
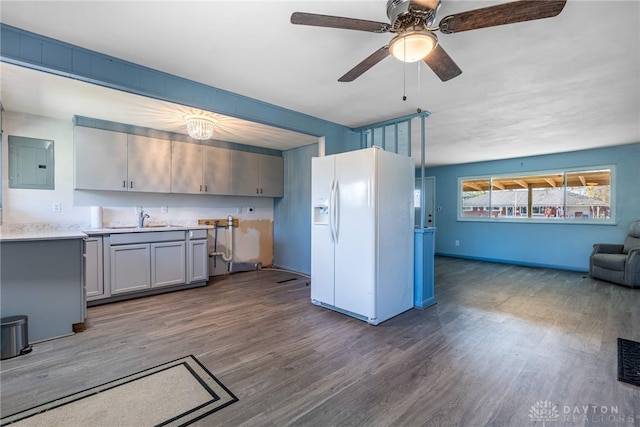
138 210 150 228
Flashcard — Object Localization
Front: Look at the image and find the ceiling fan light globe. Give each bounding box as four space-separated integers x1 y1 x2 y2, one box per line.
389 31 437 63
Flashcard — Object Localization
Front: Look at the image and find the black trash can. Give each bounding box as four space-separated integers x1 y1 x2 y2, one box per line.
1 315 33 360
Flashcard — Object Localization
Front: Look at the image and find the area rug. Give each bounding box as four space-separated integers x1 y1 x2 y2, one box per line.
617 338 640 387
0 355 238 426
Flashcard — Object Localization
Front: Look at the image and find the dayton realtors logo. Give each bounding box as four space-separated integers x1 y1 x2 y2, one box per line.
529 401 636 424
529 401 559 426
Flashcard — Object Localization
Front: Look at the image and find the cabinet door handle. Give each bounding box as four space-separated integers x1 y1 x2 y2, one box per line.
256 188 260 194
130 181 133 189
260 188 263 194
204 185 208 192
200 185 203 192
122 180 126 188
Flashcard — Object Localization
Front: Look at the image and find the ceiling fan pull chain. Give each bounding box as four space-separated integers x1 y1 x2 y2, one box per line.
402 35 407 101
418 60 421 98
403 64 407 101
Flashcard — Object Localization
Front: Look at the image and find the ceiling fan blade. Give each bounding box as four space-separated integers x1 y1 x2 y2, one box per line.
423 44 462 81
291 12 390 33
338 46 390 82
438 0 567 34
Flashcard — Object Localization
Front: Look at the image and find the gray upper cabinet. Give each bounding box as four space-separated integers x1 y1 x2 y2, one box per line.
76 126 282 197
203 145 231 195
171 141 231 195
259 154 284 197
75 127 128 191
171 141 203 194
230 150 260 196
75 127 171 193
230 151 283 197
127 134 171 193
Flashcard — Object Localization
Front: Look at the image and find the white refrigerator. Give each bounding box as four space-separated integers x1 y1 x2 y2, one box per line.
311 147 415 325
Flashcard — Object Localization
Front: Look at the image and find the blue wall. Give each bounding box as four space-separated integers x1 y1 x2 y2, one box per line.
425 143 640 271
274 143 318 274
324 126 361 156
273 130 362 274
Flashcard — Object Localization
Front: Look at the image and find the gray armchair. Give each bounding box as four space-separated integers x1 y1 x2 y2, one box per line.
590 220 640 288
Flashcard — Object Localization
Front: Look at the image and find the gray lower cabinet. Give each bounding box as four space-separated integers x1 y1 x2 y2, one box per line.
111 243 151 295
151 241 186 288
94 230 205 303
84 237 104 300
111 241 187 294
187 230 208 283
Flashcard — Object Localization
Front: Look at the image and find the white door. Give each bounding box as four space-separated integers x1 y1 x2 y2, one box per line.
333 149 376 318
311 155 335 305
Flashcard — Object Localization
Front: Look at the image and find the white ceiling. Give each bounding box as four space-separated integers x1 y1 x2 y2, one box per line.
1 1 638 166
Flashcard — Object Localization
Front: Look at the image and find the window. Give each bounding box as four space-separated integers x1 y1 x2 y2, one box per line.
459 166 614 223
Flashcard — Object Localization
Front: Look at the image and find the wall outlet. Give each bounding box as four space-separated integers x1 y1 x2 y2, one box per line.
52 202 61 213
246 206 255 214
160 205 168 214
455 240 460 247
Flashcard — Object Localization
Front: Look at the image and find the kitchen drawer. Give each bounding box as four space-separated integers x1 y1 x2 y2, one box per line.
110 230 185 245
188 229 208 240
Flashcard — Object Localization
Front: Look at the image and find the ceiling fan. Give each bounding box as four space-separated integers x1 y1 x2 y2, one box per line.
291 0 567 82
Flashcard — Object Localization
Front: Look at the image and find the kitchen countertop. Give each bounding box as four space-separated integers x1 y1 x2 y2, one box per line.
0 229 88 242
0 225 213 241
84 225 213 235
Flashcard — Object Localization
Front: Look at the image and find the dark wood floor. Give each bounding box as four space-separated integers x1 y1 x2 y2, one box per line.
1 257 639 426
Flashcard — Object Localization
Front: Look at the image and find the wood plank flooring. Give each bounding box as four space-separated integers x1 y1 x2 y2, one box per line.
1 257 639 426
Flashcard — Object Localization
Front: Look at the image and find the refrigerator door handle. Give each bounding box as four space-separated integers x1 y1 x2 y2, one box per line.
329 180 336 243
333 181 339 242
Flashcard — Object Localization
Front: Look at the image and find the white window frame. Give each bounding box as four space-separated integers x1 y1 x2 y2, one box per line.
457 165 616 224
